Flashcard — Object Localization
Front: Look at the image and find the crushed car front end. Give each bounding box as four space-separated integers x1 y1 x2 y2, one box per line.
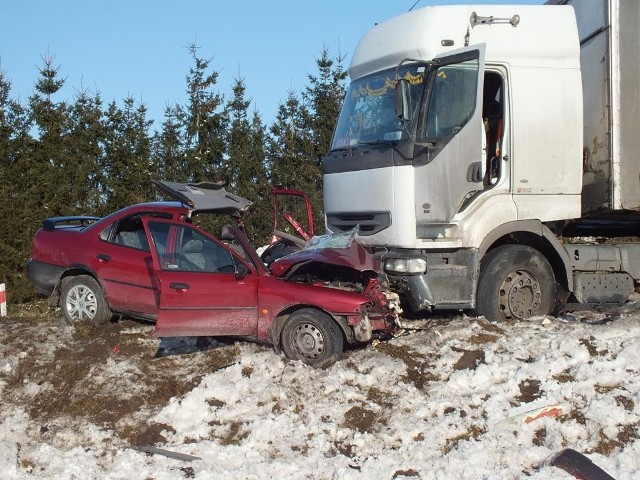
269 229 401 344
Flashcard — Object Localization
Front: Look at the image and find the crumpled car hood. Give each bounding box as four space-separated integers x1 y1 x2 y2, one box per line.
270 229 380 278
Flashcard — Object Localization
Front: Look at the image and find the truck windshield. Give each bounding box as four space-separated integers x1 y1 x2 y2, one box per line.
331 65 425 150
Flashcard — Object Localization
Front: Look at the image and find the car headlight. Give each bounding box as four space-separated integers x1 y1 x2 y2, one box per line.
384 258 427 274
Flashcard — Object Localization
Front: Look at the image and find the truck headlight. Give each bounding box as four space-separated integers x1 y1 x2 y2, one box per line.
384 258 427 274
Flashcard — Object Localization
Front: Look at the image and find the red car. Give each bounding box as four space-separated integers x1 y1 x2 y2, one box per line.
27 181 399 367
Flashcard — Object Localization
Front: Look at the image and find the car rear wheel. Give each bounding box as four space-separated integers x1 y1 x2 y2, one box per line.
281 309 343 368
61 275 111 326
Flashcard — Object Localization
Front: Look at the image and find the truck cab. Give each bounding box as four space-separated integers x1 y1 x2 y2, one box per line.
323 5 586 318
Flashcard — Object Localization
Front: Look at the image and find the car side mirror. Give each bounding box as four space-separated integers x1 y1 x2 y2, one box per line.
394 79 411 122
235 263 250 280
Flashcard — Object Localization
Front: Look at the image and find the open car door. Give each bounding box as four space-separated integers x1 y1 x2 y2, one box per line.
271 188 314 242
261 188 316 266
142 217 259 338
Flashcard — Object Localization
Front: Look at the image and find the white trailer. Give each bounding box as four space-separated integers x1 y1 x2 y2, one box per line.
550 0 640 213
322 1 640 320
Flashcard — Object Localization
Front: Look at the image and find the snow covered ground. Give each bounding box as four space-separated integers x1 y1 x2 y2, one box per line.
0 309 638 479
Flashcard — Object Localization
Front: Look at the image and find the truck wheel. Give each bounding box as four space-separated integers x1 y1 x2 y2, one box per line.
60 275 111 326
477 245 556 322
281 309 344 368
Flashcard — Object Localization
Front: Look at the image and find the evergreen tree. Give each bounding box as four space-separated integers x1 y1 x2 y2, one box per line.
26 54 70 218
0 70 36 302
266 48 347 230
100 97 155 212
267 90 320 227
304 46 347 162
152 104 188 182
224 77 271 244
65 87 105 213
183 43 227 182
247 109 273 244
224 77 252 189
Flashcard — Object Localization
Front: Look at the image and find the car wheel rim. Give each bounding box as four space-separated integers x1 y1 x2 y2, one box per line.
498 269 541 320
66 285 98 321
292 322 325 359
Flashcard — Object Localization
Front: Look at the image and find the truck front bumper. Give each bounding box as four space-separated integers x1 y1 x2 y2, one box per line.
385 248 479 312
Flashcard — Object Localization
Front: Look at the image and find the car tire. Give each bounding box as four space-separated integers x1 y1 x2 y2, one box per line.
281 309 344 368
61 275 111 326
476 245 556 322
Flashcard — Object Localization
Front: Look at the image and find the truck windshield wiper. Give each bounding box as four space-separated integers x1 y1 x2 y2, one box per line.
357 139 397 146
330 139 397 154
330 146 353 152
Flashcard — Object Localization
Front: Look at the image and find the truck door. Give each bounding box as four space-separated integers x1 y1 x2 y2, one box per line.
414 44 486 225
142 218 259 338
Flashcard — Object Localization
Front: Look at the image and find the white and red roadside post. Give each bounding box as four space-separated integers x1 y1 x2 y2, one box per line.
0 283 6 317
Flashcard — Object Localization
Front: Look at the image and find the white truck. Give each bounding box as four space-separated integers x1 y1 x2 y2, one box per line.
322 0 640 321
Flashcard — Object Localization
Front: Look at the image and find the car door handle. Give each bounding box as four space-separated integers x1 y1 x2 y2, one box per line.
96 254 111 262
170 283 190 291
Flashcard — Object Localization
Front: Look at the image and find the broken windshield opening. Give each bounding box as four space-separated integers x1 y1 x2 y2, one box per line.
331 64 425 151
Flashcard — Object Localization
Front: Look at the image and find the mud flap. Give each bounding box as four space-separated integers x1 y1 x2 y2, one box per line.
547 448 616 480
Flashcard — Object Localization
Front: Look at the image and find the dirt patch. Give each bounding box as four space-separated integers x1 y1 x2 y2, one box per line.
452 348 485 370
218 421 250 446
375 342 439 389
443 425 485 454
615 395 635 412
343 405 380 433
0 315 239 444
532 427 547 446
592 422 640 456
468 333 499 345
367 386 396 409
392 469 420 478
553 370 575 383
580 336 608 357
122 422 176 446
476 319 506 335
515 379 543 404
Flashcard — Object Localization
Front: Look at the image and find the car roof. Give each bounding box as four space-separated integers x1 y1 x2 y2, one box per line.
91 201 188 226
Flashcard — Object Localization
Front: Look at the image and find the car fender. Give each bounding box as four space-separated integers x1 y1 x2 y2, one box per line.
51 264 105 307
269 304 367 353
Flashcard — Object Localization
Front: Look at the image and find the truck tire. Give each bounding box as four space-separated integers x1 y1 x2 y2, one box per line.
281 309 344 368
60 275 111 326
477 245 556 322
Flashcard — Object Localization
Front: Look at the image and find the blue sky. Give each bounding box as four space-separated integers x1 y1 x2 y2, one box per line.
1 0 542 130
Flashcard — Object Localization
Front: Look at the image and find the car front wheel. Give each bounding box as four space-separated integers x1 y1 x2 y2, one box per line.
60 275 111 326
280 309 344 368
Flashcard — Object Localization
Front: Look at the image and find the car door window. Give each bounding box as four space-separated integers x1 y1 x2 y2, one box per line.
102 213 172 252
148 221 235 273
114 216 149 251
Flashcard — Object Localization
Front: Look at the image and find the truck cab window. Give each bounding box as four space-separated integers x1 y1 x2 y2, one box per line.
482 71 504 187
424 58 479 140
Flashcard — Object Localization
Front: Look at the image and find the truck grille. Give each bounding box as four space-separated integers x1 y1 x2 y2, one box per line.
326 212 391 236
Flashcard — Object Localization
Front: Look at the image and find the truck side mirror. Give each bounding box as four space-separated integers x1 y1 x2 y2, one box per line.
394 79 411 122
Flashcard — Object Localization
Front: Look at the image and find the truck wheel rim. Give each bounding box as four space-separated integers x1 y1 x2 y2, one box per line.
66 285 98 321
293 323 325 359
498 269 541 320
